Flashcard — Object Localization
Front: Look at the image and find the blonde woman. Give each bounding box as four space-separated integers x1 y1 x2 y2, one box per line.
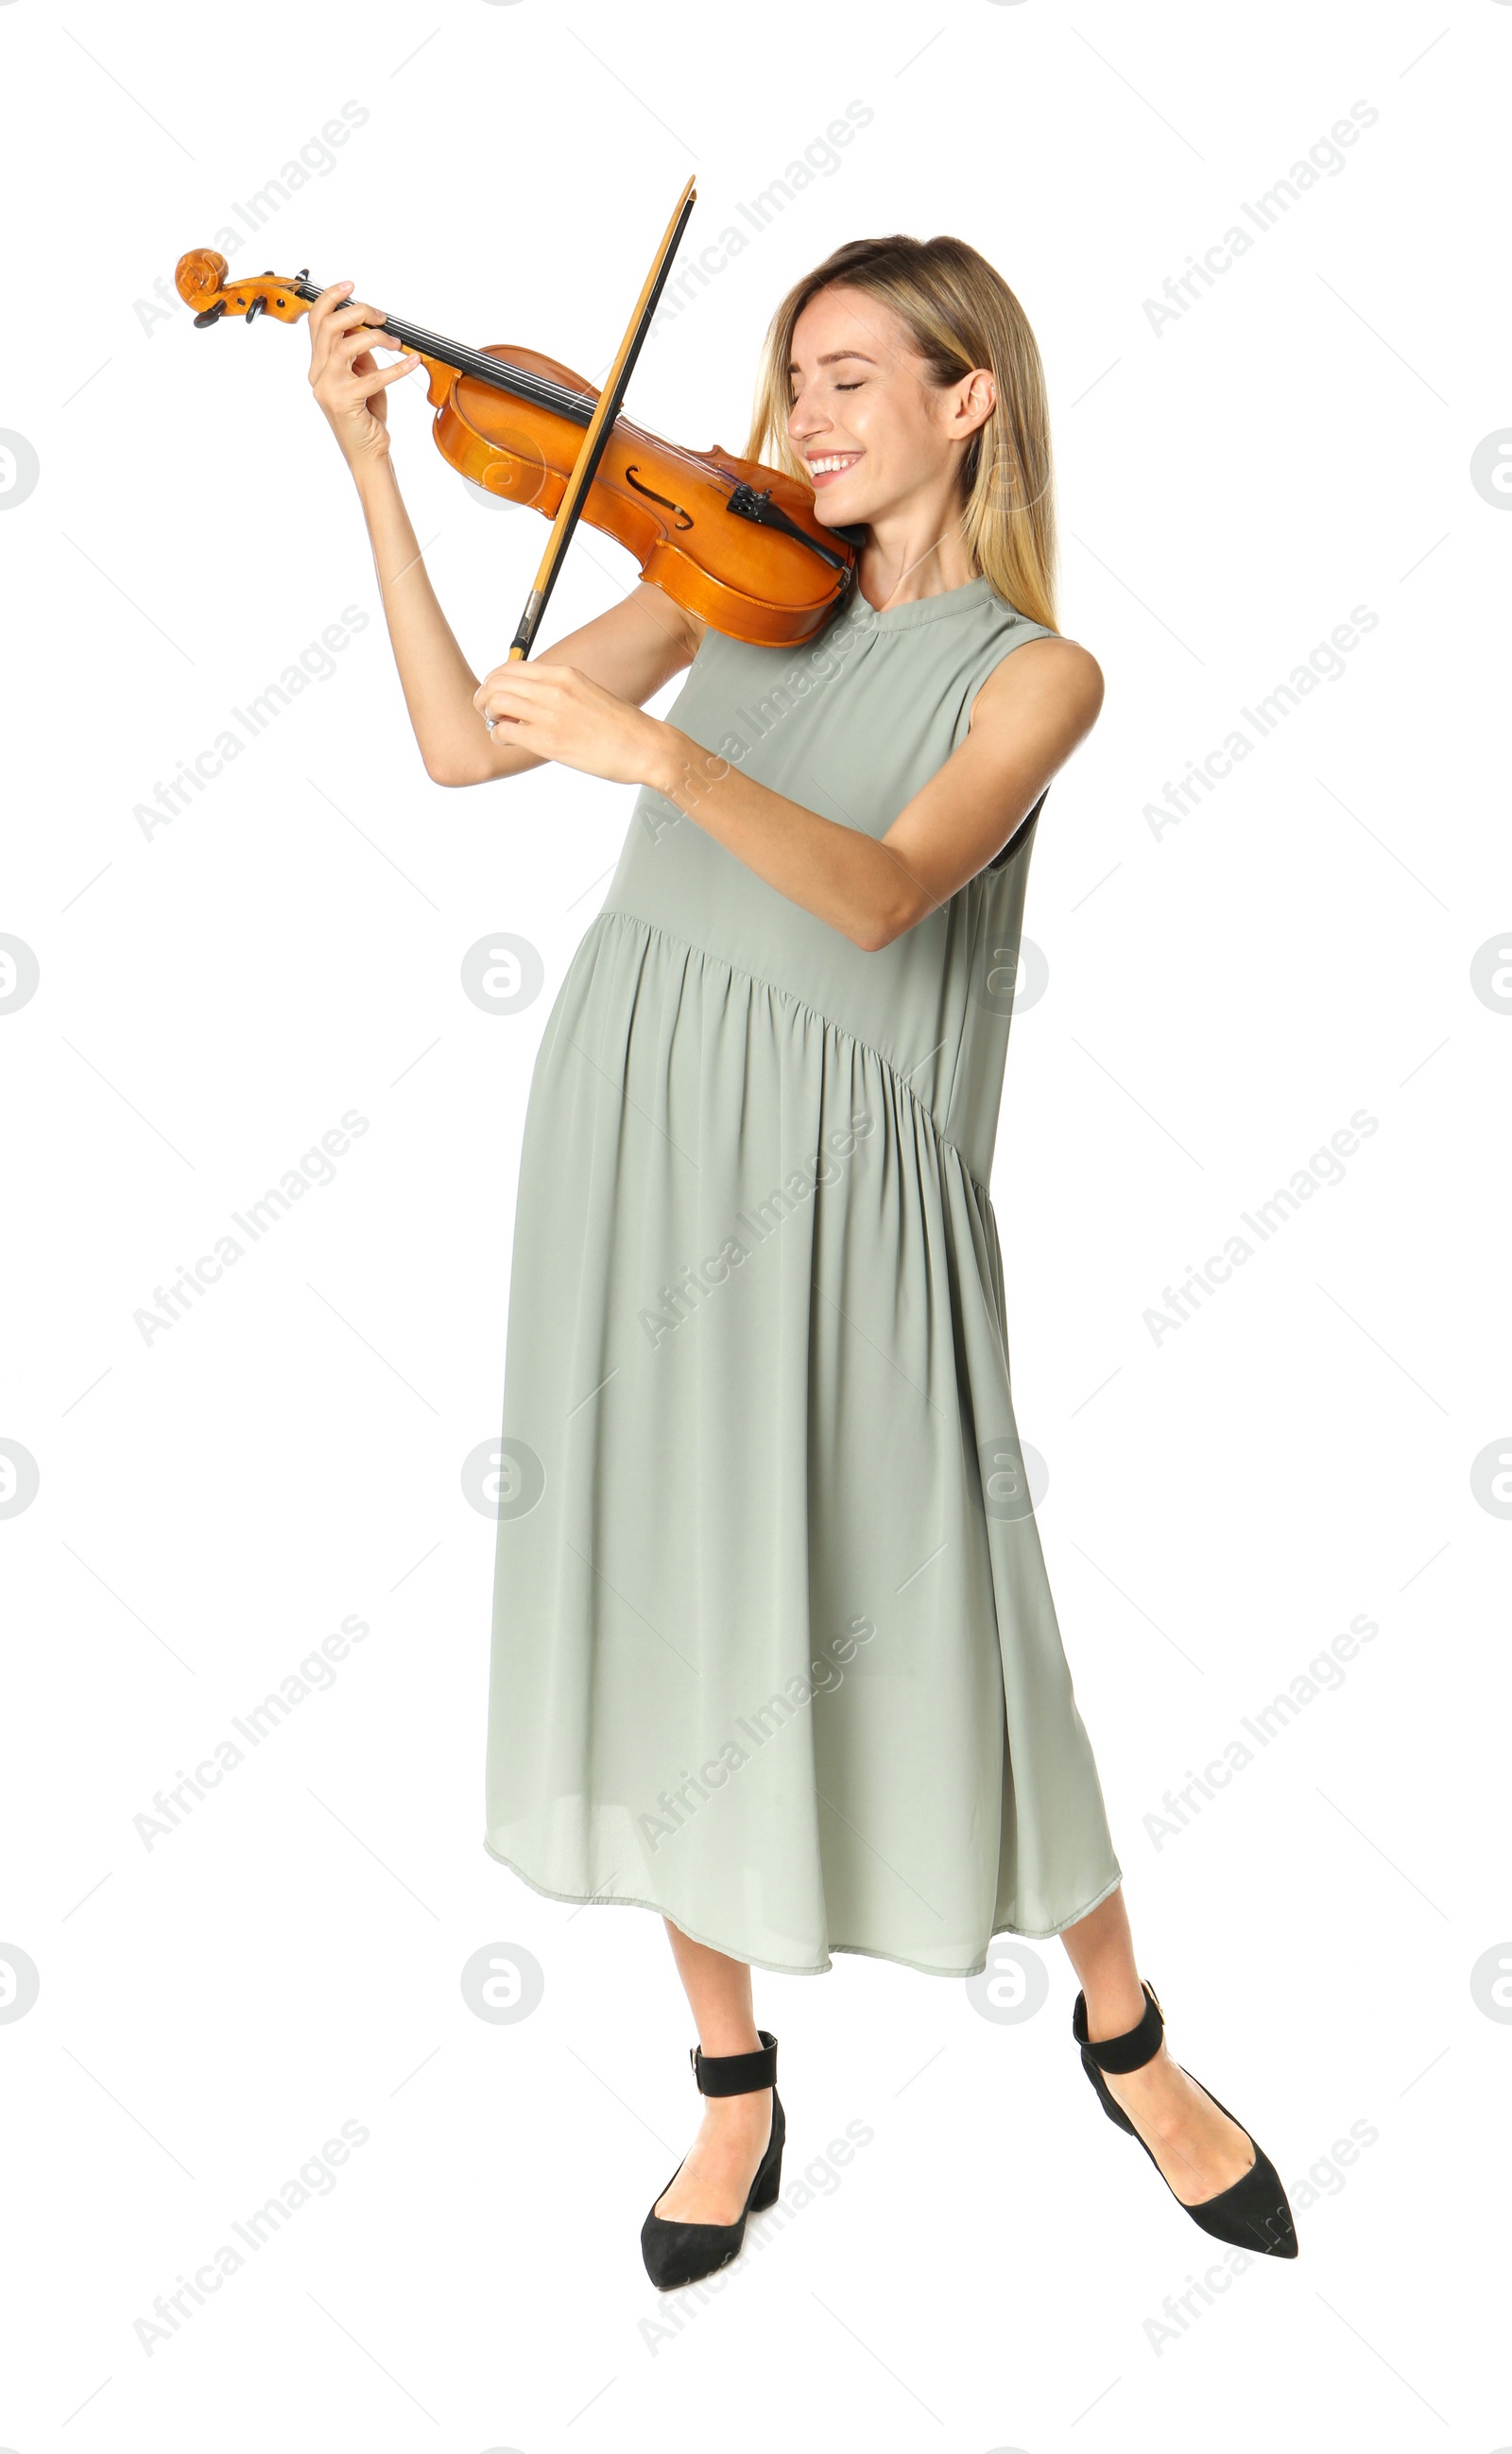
306 233 1297 2289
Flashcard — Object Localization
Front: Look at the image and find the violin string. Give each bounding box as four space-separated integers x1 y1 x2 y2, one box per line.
264 274 747 493
287 278 595 424
394 326 593 420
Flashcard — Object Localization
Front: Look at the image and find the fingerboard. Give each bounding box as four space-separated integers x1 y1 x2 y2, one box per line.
288 276 594 426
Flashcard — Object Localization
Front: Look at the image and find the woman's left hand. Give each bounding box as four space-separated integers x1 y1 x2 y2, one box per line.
472 660 667 788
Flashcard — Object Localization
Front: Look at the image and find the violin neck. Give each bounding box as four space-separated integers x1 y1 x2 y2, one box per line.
290 278 593 426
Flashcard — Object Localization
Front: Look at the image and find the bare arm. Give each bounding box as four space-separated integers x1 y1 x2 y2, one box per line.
474 631 1104 949
304 281 701 786
654 634 1104 947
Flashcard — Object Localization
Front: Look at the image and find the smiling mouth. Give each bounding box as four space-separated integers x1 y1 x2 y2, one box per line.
807 452 862 488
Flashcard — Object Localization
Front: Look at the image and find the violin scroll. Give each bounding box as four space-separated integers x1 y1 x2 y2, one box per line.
175 251 311 328
176 249 229 314
173 243 859 647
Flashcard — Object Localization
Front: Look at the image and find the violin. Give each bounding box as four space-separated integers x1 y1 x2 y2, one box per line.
174 244 860 650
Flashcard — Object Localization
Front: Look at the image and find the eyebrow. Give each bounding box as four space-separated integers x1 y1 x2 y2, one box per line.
788 349 878 373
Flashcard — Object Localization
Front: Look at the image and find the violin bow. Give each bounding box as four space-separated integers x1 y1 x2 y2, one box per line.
507 175 696 661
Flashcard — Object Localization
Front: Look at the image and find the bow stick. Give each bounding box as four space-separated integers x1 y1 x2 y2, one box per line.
506 175 696 661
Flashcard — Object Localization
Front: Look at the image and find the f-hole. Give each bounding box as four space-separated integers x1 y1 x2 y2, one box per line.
625 466 694 529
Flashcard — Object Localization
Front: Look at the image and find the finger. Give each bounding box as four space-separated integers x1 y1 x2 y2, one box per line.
475 673 551 717
518 662 590 700
336 305 400 352
475 663 537 700
330 323 405 372
307 285 357 370
489 663 568 695
329 322 384 363
310 291 387 384
316 300 393 366
475 661 544 698
365 354 421 389
476 687 527 732
474 696 535 734
307 279 354 334
307 282 352 379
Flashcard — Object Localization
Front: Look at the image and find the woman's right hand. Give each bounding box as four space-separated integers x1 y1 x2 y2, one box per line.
306 281 421 475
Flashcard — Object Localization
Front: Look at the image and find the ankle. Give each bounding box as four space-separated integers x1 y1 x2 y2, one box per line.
1082 1978 1152 2044
703 2086 770 2117
696 2027 764 2060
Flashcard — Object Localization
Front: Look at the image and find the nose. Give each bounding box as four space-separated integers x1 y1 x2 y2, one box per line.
786 377 827 444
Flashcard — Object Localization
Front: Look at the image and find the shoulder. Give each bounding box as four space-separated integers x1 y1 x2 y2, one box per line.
970 627 1104 742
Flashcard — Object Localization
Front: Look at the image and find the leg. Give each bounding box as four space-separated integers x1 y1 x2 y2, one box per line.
652 1918 775 2226
1058 1886 1257 2204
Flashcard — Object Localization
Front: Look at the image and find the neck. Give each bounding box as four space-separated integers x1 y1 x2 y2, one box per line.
856 491 977 611
290 278 594 424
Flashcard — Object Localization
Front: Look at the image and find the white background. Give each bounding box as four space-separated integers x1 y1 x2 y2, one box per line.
2 0 1507 2445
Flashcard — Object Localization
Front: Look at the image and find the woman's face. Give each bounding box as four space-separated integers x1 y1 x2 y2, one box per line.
785 284 993 531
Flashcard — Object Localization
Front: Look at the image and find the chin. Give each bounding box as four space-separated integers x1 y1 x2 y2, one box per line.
810 483 874 530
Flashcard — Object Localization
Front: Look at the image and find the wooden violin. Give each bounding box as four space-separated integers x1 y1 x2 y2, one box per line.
174 244 860 649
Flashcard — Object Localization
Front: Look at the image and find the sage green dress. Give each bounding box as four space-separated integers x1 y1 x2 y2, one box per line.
483 574 1123 1978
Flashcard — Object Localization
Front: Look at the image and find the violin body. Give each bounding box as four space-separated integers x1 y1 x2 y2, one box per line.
175 250 858 649
436 344 850 647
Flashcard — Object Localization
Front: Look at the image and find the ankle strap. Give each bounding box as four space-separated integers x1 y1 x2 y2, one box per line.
691 2028 778 2096
1074 1980 1163 2073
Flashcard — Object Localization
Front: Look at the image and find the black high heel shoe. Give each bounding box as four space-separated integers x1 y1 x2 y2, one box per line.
1073 1980 1297 2258
640 2028 785 2291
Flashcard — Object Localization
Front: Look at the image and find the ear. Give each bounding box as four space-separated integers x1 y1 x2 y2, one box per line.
952 367 997 442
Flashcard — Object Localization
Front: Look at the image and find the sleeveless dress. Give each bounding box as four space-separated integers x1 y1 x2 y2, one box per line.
483 573 1123 1979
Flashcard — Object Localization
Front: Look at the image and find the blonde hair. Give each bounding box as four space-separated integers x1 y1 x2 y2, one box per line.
747 233 1059 632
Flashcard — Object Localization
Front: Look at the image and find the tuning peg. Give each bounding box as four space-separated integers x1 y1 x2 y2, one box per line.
192 300 227 328
246 294 267 323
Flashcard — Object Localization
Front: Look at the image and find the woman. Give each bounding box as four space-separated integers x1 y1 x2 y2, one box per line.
305 233 1297 2290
